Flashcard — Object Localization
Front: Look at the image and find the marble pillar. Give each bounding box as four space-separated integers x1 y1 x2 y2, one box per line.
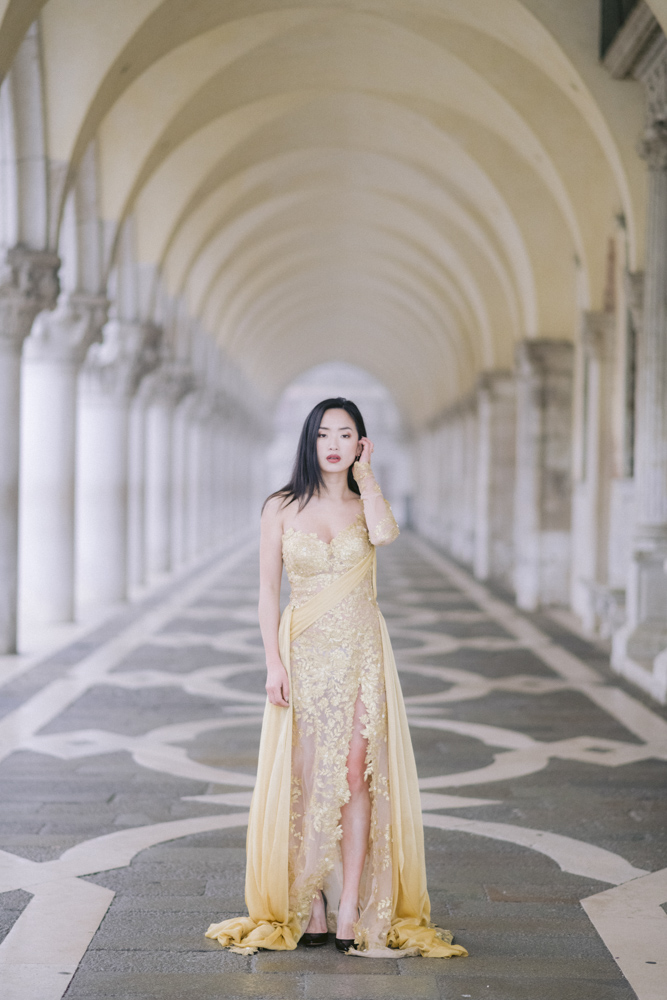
431 429 443 544
171 391 194 570
171 390 216 568
413 434 427 539
440 422 453 550
144 364 193 579
463 402 478 566
607 273 641 599
432 428 441 544
474 372 516 587
613 40 667 698
419 429 437 543
226 433 239 542
214 429 229 547
571 311 616 630
189 405 206 558
447 414 462 557
513 340 574 610
19 293 107 625
0 247 59 651
127 390 149 591
76 321 160 609
212 416 227 549
449 400 477 565
198 409 215 554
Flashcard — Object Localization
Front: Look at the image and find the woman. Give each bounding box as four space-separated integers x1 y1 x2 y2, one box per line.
206 398 467 958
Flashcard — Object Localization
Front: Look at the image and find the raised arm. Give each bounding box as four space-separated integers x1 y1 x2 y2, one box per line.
352 459 399 546
258 496 290 707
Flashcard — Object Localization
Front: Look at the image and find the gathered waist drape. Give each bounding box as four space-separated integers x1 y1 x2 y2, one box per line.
289 547 377 641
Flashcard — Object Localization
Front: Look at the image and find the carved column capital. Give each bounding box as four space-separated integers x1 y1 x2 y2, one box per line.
476 369 515 402
0 246 60 353
138 359 195 409
80 320 162 399
638 120 667 169
636 35 667 169
515 339 574 379
582 310 616 363
24 292 109 366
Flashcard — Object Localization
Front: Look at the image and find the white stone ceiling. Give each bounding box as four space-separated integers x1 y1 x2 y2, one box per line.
0 0 657 424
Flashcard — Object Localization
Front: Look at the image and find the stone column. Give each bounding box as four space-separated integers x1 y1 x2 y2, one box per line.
0 247 59 652
189 405 206 558
214 426 228 547
607 273 641 600
513 340 574 610
198 406 216 555
171 389 215 568
449 412 465 559
211 411 227 550
226 431 238 543
474 371 516 587
413 433 427 538
76 321 160 610
127 390 149 591
171 392 194 570
435 426 446 544
571 311 616 629
231 431 243 541
19 293 107 625
448 400 477 565
419 428 437 543
614 40 667 689
144 364 193 579
440 421 453 550
462 402 478 565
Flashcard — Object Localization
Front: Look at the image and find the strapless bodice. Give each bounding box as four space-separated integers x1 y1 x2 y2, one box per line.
281 512 374 607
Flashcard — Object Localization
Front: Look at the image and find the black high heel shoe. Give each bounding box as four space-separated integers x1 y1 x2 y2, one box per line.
301 892 329 947
335 904 359 953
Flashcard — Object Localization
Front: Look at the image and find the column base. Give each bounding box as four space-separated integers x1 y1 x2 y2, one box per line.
575 579 626 639
611 532 667 703
626 618 667 661
611 623 667 705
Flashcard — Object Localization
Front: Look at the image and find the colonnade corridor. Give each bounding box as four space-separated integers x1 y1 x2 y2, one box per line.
4 2 667 998
0 531 664 1000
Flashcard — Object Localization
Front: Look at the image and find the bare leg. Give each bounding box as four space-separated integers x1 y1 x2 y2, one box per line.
305 890 327 933
337 694 371 939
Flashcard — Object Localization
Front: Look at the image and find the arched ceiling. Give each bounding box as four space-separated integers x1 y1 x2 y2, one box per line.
5 0 654 426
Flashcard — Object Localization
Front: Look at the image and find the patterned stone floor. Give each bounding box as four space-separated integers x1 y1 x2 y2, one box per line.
0 533 666 1000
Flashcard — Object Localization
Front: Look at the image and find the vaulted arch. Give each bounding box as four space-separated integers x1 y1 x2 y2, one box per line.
14 0 646 428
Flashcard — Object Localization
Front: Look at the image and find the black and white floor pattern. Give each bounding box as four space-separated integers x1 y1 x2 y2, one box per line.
0 534 665 1000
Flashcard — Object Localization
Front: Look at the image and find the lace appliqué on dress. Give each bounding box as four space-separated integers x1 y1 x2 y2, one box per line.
352 461 382 495
351 464 400 547
372 504 400 545
282 518 392 948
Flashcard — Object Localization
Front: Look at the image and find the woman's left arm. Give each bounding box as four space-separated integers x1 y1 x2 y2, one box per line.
352 439 399 546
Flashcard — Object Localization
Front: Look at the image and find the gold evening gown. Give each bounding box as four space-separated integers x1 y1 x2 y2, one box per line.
206 464 467 958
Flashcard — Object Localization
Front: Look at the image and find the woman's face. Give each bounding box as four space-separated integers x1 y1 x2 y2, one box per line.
316 408 360 474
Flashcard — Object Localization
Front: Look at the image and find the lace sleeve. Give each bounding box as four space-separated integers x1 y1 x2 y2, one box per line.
351 462 400 547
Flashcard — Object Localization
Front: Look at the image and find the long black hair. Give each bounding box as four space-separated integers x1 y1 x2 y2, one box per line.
265 397 367 510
